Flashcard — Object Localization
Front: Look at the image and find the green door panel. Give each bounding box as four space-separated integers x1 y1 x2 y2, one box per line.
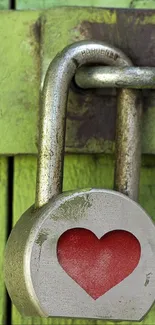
0 0 10 318
16 0 155 9
131 1 155 8
0 158 8 325
0 10 40 155
0 0 9 9
12 155 155 325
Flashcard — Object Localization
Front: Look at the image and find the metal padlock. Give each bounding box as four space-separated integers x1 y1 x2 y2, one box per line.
4 40 155 321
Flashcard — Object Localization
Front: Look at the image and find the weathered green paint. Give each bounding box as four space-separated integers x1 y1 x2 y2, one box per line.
0 8 155 155
0 7 9 325
0 10 40 155
16 0 155 9
131 0 155 8
139 14 155 24
0 158 8 325
0 0 9 9
0 0 10 321
13 154 155 324
17 0 131 9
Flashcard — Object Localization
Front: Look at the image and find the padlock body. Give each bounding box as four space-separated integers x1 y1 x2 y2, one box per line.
4 189 155 320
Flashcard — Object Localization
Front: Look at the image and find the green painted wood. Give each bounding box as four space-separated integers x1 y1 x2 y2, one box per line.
0 0 9 9
0 158 8 325
0 10 40 155
0 3 10 324
12 154 155 324
131 0 155 8
16 0 155 9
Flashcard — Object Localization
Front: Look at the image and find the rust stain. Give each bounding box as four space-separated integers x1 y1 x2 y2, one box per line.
68 89 117 144
29 18 41 62
32 18 41 44
77 10 155 66
67 10 155 147
29 18 41 150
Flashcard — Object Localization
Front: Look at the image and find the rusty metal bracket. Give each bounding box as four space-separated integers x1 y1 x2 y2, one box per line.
59 8 155 155
45 8 154 155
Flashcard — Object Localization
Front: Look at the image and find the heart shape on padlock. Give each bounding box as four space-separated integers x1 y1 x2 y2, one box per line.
57 228 141 299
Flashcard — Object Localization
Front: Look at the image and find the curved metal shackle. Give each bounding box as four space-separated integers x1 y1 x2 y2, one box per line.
36 40 142 208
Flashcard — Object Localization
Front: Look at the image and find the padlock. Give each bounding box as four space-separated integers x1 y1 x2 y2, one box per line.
4 40 155 321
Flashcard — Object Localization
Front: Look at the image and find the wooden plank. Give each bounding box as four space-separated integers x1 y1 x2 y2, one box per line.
12 154 155 324
0 0 9 9
0 158 8 325
16 0 155 9
16 0 131 9
131 0 155 8
0 10 40 155
0 4 11 325
0 6 10 325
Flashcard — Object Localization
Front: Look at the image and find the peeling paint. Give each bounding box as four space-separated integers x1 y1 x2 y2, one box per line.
52 195 92 221
35 229 48 246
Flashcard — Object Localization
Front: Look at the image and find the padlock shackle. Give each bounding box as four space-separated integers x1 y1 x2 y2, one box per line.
114 89 142 201
36 40 141 208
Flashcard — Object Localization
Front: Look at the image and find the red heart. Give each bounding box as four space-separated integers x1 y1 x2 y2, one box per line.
57 228 141 299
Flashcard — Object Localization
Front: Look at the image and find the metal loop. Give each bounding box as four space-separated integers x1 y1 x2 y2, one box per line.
36 40 141 208
75 66 155 89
